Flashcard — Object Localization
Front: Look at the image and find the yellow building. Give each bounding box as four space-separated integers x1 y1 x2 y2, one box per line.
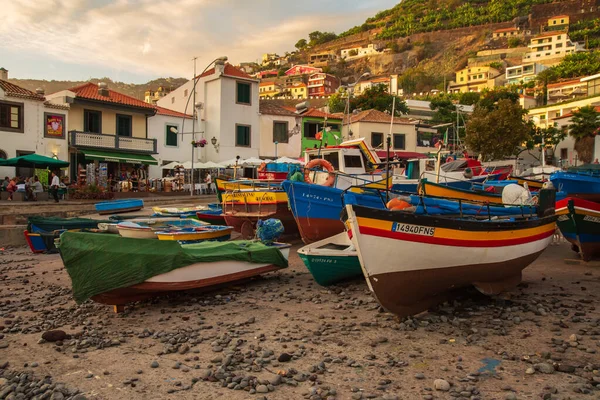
548 15 569 28
448 66 504 93
144 86 172 105
288 83 307 99
259 81 282 98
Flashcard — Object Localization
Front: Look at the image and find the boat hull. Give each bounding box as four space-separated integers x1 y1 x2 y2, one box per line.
550 172 600 202
342 204 556 317
117 227 157 239
91 251 289 305
282 180 384 244
392 175 489 193
156 227 233 243
297 233 361 286
96 199 144 215
556 197 600 261
196 211 227 225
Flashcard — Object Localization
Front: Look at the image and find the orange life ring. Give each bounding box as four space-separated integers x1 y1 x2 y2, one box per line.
258 162 267 172
304 159 335 186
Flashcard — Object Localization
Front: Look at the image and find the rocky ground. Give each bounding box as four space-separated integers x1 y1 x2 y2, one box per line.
0 241 599 400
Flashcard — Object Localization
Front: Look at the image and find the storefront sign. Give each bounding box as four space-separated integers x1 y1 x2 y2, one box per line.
44 113 66 139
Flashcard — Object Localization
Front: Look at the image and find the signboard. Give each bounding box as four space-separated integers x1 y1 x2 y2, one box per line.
44 113 66 139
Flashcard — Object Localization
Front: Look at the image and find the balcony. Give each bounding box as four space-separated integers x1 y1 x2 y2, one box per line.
69 131 157 154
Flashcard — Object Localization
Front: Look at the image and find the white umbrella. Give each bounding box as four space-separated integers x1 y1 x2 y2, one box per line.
243 157 268 166
161 161 181 170
180 161 194 169
220 158 246 167
275 156 304 164
198 161 225 169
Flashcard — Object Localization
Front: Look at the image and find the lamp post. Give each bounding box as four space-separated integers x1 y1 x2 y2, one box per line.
179 56 228 196
274 141 278 159
343 72 371 140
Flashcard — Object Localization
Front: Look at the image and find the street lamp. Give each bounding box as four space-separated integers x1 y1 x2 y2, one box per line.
178 55 228 196
343 72 371 140
211 136 219 152
274 141 279 159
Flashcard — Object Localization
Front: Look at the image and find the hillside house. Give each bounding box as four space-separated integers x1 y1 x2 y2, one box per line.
448 66 505 93
307 73 339 97
308 52 336 67
144 86 172 105
546 15 570 31
547 79 588 104
523 31 584 64
259 81 282 99
505 62 548 85
285 65 322 76
259 103 303 159
340 44 381 60
355 77 391 95
492 27 521 39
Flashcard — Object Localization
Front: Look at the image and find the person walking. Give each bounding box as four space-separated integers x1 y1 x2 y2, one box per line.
50 171 60 203
6 177 16 200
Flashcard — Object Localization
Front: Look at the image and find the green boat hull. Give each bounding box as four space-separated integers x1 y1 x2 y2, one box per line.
299 253 362 286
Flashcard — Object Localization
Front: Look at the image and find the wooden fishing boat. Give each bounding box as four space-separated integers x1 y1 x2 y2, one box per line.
95 199 144 215
57 232 290 309
297 232 361 286
419 179 504 204
221 189 297 239
556 197 600 261
550 170 600 202
508 175 545 190
196 209 226 225
117 222 157 239
27 216 109 233
156 225 233 244
151 204 221 218
341 199 557 317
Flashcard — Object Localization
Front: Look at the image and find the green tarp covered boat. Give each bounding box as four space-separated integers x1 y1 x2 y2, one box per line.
58 232 290 308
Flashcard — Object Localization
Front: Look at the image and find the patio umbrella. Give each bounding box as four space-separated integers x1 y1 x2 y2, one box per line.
1 153 69 169
243 157 268 166
201 161 226 169
220 158 246 167
161 161 181 170
274 156 304 164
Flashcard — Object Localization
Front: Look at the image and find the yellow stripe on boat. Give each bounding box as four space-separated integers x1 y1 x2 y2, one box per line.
349 175 391 193
355 216 555 241
156 229 232 241
221 190 288 204
419 181 503 204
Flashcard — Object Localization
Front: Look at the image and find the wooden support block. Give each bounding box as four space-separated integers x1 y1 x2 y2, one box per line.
113 305 125 313
564 258 600 267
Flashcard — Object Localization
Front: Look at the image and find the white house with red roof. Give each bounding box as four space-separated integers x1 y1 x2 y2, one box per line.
157 62 260 163
0 68 70 180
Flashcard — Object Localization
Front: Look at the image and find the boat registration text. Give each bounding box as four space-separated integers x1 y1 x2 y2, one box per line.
391 223 435 236
583 215 600 224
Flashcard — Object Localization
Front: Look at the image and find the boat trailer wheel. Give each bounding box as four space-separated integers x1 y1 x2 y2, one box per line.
241 221 255 240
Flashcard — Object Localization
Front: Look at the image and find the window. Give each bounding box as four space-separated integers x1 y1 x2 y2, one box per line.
273 121 288 143
0 101 23 132
237 82 251 105
393 134 405 150
171 97 175 104
166 124 178 147
0 149 7 160
184 89 188 98
557 35 562 40
344 155 363 168
84 109 102 133
371 132 383 148
556 43 563 48
560 148 568 160
236 124 251 147
304 122 323 138
116 114 132 137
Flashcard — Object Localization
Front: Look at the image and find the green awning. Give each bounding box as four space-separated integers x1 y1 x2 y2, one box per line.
81 150 158 165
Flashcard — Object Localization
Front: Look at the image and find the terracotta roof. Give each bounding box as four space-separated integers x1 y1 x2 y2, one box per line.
344 109 415 125
259 102 297 116
198 63 254 80
67 82 156 110
260 81 276 87
533 30 568 39
0 79 45 101
44 101 69 110
155 106 193 118
368 77 390 84
553 106 600 120
550 15 569 19
494 27 519 33
547 79 585 88
281 106 341 120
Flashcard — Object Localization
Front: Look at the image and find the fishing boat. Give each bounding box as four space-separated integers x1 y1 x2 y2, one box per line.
196 208 226 225
340 190 557 317
27 216 109 233
117 222 157 239
550 167 600 202
508 175 545 191
95 199 144 215
156 225 233 244
419 179 505 204
555 197 600 261
57 231 290 309
152 204 221 218
297 232 361 286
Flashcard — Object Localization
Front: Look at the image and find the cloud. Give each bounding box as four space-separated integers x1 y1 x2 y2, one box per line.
0 0 397 81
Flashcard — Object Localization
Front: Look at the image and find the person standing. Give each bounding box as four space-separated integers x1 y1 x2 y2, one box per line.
50 171 60 203
6 177 16 200
204 171 212 194
31 176 43 201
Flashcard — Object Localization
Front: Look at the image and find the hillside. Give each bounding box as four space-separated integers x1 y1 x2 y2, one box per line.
6 77 188 100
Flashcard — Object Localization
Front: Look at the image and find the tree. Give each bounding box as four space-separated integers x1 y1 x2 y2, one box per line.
308 31 337 46
569 105 600 164
327 92 346 113
295 39 307 50
553 51 600 79
507 37 522 48
465 98 530 160
523 125 567 163
350 85 409 116
459 92 480 106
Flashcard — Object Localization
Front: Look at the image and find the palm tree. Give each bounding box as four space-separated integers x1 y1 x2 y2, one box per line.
569 105 599 164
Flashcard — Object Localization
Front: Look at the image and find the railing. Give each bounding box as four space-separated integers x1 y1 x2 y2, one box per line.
69 131 157 154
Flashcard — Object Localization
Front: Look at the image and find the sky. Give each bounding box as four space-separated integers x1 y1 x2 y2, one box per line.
0 0 398 84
